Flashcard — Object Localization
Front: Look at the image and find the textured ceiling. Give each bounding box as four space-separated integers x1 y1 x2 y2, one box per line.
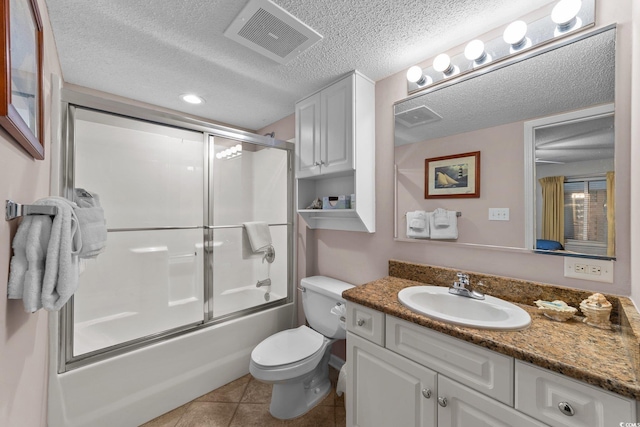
44 0 553 131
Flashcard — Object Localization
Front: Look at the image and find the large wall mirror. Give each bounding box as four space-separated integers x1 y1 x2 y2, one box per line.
394 26 616 259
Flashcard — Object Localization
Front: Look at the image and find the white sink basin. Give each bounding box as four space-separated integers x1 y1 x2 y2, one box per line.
397 286 531 331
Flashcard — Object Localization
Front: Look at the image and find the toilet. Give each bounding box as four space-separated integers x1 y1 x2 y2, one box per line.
249 276 353 420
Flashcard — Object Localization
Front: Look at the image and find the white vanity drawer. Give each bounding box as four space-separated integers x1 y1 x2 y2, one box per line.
346 303 385 346
386 316 514 406
515 361 637 427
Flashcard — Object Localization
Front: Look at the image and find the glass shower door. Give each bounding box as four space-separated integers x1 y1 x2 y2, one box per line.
71 108 206 357
210 136 290 318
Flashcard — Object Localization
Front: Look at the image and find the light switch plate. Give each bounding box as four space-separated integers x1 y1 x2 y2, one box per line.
489 208 510 221
564 257 614 283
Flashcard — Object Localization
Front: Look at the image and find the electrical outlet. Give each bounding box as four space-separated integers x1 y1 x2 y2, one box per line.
488 208 510 221
564 258 613 283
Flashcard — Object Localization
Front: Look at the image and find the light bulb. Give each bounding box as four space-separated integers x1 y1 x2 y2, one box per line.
433 54 454 75
216 152 223 159
181 94 204 104
235 144 243 152
503 21 528 48
407 66 423 83
552 0 582 34
230 146 238 154
464 40 491 65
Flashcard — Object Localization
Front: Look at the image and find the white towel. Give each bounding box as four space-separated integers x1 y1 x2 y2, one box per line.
243 221 272 252
429 209 458 240
433 208 449 228
8 197 81 312
406 211 430 239
73 188 107 259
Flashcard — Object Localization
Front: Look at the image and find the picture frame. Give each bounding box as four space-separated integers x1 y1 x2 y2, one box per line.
425 151 480 199
0 0 44 159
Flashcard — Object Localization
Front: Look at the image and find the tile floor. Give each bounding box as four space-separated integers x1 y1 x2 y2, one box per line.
141 370 345 427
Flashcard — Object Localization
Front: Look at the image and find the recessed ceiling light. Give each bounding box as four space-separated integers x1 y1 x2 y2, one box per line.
181 94 204 104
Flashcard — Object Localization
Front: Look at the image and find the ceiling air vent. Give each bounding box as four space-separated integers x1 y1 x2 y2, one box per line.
395 105 442 128
224 0 323 64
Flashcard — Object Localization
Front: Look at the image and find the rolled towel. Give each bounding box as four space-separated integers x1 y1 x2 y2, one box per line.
243 221 272 252
433 208 449 228
73 188 107 259
406 211 430 239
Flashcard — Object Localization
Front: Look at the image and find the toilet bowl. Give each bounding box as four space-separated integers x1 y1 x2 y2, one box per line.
249 276 353 420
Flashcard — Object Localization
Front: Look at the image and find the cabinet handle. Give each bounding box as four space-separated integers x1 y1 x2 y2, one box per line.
421 388 432 399
438 396 447 407
558 402 575 416
313 161 325 166
357 319 365 326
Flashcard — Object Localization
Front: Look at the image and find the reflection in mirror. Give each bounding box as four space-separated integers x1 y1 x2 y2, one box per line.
528 104 615 259
394 27 615 258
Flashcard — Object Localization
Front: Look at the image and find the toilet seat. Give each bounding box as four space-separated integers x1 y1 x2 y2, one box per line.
252 325 324 367
250 326 331 383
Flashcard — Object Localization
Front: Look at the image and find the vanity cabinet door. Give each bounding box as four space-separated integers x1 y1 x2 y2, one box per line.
347 332 436 427
437 376 546 427
386 316 514 405
515 361 637 427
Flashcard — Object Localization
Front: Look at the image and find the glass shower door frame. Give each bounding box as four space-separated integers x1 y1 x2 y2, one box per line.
57 91 295 373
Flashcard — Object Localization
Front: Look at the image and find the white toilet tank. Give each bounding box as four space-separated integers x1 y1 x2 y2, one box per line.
301 276 354 339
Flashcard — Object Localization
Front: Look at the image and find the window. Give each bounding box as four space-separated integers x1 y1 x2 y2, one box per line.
563 178 608 255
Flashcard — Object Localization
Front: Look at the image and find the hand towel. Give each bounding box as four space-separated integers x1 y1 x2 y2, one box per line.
73 188 107 259
429 210 458 240
243 221 272 252
433 208 449 228
8 197 81 312
406 211 430 239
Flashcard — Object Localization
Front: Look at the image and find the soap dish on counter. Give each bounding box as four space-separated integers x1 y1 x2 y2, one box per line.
534 300 577 322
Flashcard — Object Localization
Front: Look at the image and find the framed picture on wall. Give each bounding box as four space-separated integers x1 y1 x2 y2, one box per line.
0 0 45 159
425 151 480 198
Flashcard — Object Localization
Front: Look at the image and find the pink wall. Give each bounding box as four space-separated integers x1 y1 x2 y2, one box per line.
297 0 637 301
0 1 62 426
257 114 295 142
396 121 526 247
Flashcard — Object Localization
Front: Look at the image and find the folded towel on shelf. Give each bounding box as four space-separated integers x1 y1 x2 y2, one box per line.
429 209 458 240
8 197 81 312
406 211 430 239
243 221 272 252
73 188 107 259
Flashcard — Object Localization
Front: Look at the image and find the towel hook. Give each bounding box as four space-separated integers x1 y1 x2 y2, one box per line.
5 200 57 221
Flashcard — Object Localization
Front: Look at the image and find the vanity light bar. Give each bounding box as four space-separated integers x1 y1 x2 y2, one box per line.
406 0 594 94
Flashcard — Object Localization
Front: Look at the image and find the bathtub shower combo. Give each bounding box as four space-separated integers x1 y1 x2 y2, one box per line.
49 92 295 427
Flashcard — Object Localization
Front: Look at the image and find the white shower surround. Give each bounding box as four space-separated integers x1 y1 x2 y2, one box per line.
49 109 293 426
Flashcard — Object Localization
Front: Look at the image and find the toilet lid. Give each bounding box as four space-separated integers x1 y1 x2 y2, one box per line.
252 325 324 367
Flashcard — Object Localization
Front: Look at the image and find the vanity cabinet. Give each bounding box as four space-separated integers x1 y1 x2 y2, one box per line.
295 71 375 232
345 303 637 427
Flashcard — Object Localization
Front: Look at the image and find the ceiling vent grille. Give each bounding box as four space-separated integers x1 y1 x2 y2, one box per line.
224 0 323 64
395 105 442 128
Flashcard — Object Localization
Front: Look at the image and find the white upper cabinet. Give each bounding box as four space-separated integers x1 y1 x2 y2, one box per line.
296 73 354 178
295 92 322 178
295 71 375 233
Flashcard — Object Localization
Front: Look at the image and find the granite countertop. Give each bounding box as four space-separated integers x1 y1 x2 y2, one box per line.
343 275 640 400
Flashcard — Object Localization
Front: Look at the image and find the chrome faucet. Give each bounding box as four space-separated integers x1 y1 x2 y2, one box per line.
449 273 485 300
256 278 271 288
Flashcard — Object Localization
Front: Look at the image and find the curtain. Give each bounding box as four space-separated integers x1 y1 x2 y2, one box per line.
539 176 565 245
606 171 615 257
